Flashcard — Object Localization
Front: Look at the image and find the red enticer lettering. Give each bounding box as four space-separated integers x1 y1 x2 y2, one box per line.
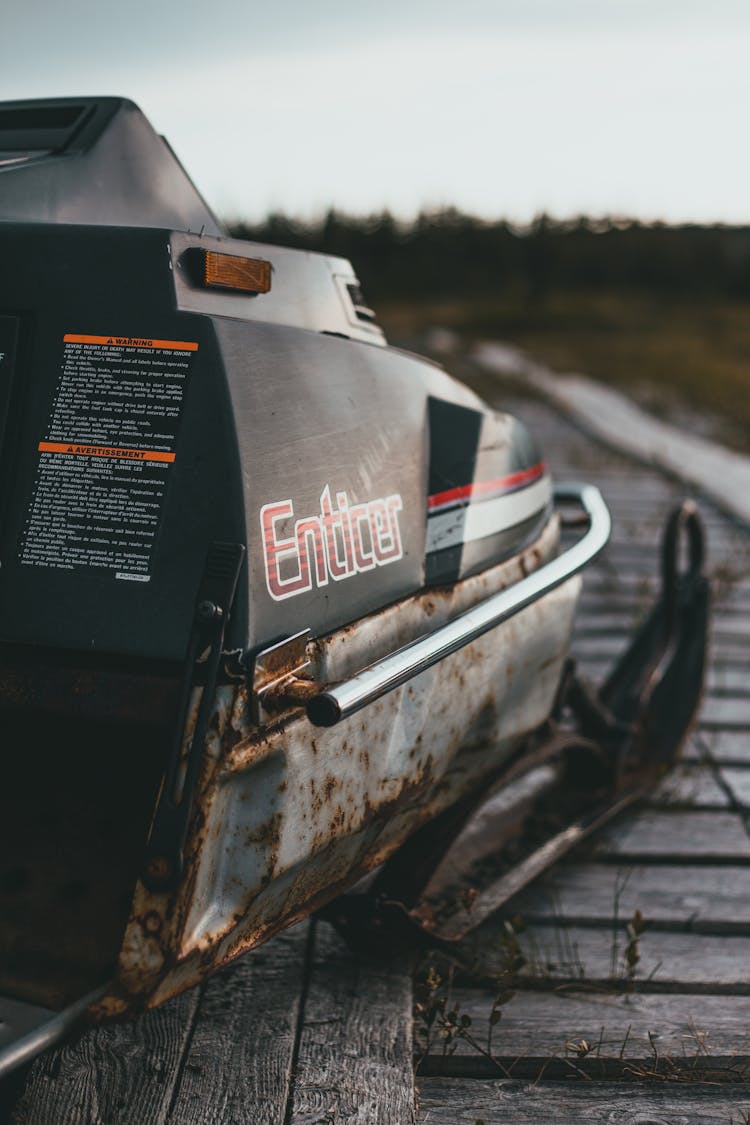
261 487 404 601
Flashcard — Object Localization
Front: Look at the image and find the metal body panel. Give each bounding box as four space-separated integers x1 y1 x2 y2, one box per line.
171 231 386 346
426 398 550 583
107 516 581 1011
216 317 484 648
0 98 222 235
0 223 544 660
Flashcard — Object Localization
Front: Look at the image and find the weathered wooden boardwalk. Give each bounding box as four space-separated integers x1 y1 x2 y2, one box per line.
417 392 750 1123
5 383 750 1122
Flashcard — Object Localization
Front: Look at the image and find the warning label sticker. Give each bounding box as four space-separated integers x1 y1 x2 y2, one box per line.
19 334 198 581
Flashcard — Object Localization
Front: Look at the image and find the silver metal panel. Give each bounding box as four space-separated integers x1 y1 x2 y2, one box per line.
110 515 581 1011
0 100 223 234
171 232 385 345
214 317 483 648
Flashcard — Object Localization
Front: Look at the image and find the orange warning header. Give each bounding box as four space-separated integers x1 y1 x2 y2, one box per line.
63 334 198 352
39 442 176 463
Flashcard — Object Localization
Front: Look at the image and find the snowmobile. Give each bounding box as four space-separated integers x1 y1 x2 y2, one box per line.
0 97 709 1074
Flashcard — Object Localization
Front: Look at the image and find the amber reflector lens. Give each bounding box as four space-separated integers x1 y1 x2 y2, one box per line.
202 251 271 294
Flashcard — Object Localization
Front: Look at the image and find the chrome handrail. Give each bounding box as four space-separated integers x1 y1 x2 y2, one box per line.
306 483 611 727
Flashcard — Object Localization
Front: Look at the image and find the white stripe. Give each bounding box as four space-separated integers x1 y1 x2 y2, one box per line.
426 475 552 553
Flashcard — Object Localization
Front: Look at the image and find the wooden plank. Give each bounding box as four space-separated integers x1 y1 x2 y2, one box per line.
574 616 750 643
720 767 750 810
608 537 747 555
571 636 632 661
574 635 750 663
600 520 749 544
576 585 750 610
581 481 682 500
587 545 664 563
505 863 750 932
592 810 750 862
165 923 309 1125
288 921 415 1125
497 361 750 528
621 513 743 535
589 474 694 492
571 657 742 693
678 734 706 762
578 594 750 620
591 491 725 509
580 569 747 594
573 613 644 635
588 468 697 483
417 1079 750 1122
468 925 750 994
578 598 750 625
577 595 655 617
582 560 750 593
579 589 750 617
9 985 201 1125
580 572 660 594
572 658 610 685
700 729 750 765
698 697 750 727
646 764 729 809
10 925 310 1125
416 989 750 1077
583 557 674 579
710 666 750 694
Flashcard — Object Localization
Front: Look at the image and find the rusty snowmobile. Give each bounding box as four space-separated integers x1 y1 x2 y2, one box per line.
0 97 709 1074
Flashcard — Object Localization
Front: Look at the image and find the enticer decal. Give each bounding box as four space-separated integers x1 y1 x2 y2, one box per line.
261 485 404 601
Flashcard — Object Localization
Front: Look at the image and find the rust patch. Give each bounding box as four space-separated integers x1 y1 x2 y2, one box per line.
261 674 321 713
245 812 282 850
329 804 347 832
89 994 130 1022
323 775 340 801
101 515 570 1017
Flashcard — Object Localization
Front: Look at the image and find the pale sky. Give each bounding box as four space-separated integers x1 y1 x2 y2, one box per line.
3 0 749 224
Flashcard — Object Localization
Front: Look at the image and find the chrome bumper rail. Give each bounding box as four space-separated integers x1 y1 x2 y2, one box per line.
0 985 107 1079
307 483 611 728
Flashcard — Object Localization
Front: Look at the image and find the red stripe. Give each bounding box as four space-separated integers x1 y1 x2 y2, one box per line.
428 461 547 513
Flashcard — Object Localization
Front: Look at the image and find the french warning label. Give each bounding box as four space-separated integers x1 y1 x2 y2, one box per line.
19 334 198 580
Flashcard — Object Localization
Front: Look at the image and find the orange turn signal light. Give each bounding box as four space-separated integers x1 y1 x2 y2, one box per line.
201 251 271 294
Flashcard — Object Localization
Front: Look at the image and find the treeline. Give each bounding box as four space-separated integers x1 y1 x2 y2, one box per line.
229 211 750 301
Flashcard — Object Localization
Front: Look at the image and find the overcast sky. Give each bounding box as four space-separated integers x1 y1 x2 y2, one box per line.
3 0 749 223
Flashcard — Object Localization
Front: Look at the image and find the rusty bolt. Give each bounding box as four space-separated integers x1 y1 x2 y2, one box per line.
144 855 173 885
143 911 163 935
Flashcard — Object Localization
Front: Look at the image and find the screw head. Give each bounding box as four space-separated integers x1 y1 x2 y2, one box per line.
197 600 223 623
